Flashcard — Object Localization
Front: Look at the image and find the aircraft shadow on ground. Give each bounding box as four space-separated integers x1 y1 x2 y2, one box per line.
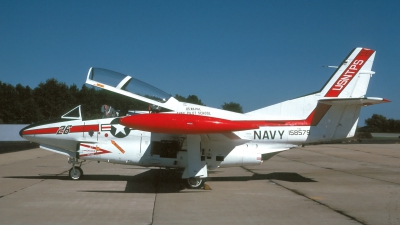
208 172 316 183
3 170 315 193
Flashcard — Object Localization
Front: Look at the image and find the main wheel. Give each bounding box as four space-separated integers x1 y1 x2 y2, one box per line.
186 177 204 189
69 166 83 180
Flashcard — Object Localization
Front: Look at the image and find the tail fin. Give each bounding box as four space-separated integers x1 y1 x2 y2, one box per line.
246 47 388 140
320 47 375 98
246 47 377 119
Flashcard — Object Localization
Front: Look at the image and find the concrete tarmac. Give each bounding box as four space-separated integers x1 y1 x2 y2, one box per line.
0 144 399 225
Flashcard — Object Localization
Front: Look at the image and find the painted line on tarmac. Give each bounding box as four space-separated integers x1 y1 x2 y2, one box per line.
281 151 400 186
303 145 400 161
240 166 368 225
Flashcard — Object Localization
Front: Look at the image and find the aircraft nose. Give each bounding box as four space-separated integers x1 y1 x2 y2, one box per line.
19 124 30 137
19 123 41 138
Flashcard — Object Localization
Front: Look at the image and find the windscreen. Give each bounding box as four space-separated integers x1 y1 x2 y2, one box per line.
89 68 171 103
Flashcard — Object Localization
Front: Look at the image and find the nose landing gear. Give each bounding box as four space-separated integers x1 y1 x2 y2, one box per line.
69 166 83 180
68 158 84 180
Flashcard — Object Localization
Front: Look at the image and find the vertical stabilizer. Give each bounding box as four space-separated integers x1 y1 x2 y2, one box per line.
246 48 376 120
321 48 376 98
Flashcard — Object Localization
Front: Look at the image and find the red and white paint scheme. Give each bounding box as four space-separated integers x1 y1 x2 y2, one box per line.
20 47 389 189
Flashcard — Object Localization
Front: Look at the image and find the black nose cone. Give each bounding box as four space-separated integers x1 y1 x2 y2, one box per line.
19 125 30 137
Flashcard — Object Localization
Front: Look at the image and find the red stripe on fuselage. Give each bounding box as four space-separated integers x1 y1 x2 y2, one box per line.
22 127 60 135
325 48 374 97
236 109 315 128
69 124 99 133
22 124 99 135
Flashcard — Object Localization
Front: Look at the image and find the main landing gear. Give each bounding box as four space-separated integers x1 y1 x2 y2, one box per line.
185 177 205 189
68 157 84 180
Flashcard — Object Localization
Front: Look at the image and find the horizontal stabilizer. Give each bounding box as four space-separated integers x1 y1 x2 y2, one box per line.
319 97 390 106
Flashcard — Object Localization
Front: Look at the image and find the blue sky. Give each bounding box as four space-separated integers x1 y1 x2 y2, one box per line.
1 1 399 125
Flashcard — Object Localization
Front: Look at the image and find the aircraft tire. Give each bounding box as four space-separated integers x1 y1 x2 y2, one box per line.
185 177 204 189
69 166 83 180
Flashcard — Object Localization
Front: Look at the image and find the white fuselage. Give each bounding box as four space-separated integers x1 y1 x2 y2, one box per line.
23 117 295 170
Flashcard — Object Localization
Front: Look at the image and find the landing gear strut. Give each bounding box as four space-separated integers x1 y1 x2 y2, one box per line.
186 177 205 189
68 157 84 180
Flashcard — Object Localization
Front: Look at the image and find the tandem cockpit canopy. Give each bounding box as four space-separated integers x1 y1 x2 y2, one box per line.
86 68 172 103
61 105 120 121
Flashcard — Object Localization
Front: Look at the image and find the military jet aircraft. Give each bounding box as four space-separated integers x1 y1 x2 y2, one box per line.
20 47 389 188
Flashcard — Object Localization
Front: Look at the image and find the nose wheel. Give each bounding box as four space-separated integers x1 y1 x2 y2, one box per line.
68 157 84 180
69 166 83 180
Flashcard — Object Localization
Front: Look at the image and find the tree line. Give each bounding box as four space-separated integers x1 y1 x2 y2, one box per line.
0 79 243 124
359 114 400 133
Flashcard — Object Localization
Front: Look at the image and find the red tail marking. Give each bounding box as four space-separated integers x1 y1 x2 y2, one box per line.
325 48 374 97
